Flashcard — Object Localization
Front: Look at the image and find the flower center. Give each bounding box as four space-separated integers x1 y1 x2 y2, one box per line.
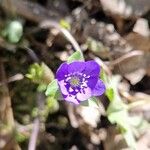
69 76 80 87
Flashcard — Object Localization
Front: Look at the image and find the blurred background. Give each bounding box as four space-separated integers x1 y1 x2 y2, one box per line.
0 0 150 150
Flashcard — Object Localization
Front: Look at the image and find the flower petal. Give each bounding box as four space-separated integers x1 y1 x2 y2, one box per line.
58 80 68 95
64 94 80 105
87 76 98 89
56 63 68 81
92 79 106 96
76 87 92 101
56 61 105 105
84 61 100 77
58 80 80 104
68 61 85 73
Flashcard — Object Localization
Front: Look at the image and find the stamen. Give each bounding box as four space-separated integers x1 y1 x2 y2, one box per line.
69 87 74 92
69 76 80 87
83 74 86 77
86 75 90 78
75 89 79 92
82 78 86 82
66 77 71 81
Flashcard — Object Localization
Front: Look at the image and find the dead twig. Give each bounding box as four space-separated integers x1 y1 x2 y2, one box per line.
28 118 40 150
0 73 24 86
40 20 83 58
110 50 145 75
0 61 21 150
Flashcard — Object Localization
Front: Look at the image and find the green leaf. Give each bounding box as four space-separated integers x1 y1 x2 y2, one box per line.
45 79 59 97
67 51 84 63
4 21 23 43
46 97 59 114
80 97 99 108
26 63 44 83
54 90 63 100
106 88 114 101
108 110 129 131
15 131 28 143
31 107 39 118
107 106 136 149
26 62 54 85
122 129 136 149
37 84 47 92
102 71 136 148
60 19 71 30
100 69 108 82
107 100 127 114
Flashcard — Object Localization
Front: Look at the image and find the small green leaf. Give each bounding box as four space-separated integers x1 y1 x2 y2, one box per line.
15 131 28 143
107 100 127 114
67 51 84 63
108 110 129 131
102 71 136 149
60 19 71 30
54 90 63 100
37 84 47 92
100 69 108 83
80 97 99 108
107 100 136 149
4 21 23 43
106 88 114 101
31 107 39 118
46 97 59 114
122 129 136 149
45 79 59 97
26 62 54 85
26 63 44 83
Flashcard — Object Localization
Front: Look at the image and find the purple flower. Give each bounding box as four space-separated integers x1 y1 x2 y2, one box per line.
56 61 106 104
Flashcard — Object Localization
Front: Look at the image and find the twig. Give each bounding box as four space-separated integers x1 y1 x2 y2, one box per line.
128 100 150 110
67 104 79 128
28 93 45 150
40 20 84 59
24 47 40 63
0 73 24 86
0 61 21 150
110 50 144 66
28 118 40 150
